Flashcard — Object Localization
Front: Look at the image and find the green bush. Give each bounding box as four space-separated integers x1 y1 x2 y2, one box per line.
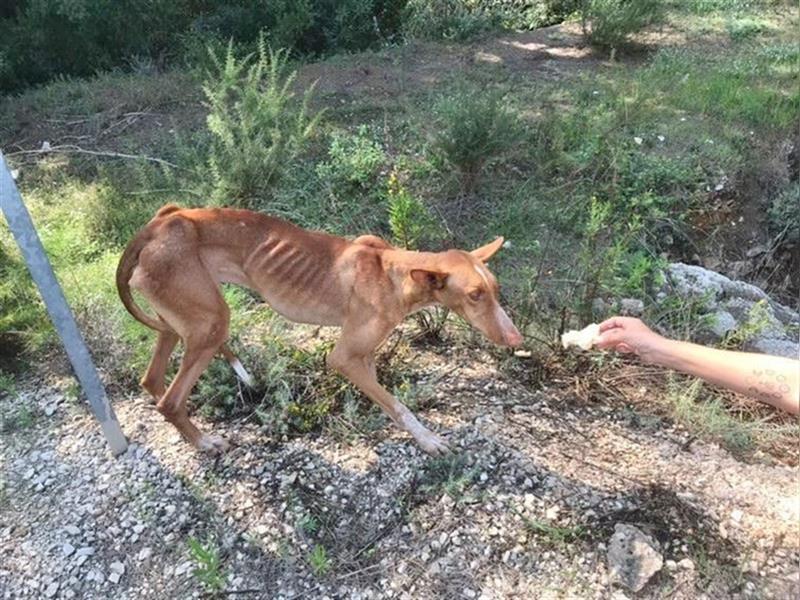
768 183 800 244
403 0 497 40
0 0 407 91
316 126 386 190
0 0 191 91
432 87 520 193
403 0 577 40
203 39 322 207
386 170 440 249
580 0 664 50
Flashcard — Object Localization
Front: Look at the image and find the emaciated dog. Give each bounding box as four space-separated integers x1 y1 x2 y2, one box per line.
116 205 522 455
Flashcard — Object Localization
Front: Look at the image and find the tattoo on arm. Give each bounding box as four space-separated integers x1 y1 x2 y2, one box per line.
745 369 790 402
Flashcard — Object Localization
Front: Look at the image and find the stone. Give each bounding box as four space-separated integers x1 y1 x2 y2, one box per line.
620 298 645 316
659 262 799 356
45 582 59 598
749 337 799 359
64 525 81 536
607 523 663 592
62 543 75 557
708 311 737 338
109 561 125 575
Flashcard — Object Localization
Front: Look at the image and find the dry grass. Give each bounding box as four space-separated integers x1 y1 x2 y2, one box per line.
553 356 800 465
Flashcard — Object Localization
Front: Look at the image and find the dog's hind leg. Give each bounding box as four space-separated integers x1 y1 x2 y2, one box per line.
134 254 232 452
141 328 180 402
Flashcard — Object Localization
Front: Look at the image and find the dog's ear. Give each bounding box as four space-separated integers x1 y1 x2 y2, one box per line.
470 237 504 263
410 269 448 290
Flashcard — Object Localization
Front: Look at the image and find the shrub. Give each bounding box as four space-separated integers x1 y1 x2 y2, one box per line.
726 16 767 41
768 183 800 244
403 0 496 40
580 0 664 50
203 39 322 207
316 126 386 190
403 0 578 40
432 87 520 193
386 170 439 249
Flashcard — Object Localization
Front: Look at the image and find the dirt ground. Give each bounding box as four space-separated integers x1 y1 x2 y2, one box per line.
1 341 798 599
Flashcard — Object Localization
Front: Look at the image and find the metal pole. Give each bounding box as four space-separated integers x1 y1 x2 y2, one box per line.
0 152 127 455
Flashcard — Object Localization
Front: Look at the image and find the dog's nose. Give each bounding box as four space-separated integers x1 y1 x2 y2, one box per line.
504 328 523 347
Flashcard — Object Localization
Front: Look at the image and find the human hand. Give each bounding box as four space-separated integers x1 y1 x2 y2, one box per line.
594 317 667 364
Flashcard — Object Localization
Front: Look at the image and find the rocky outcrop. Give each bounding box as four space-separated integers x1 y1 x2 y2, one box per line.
659 263 799 358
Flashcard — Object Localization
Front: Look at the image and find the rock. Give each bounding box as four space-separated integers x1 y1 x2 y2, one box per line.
137 547 153 561
708 311 737 338
607 523 663 592
109 561 125 575
659 263 799 357
592 297 609 318
749 338 799 358
677 558 695 571
44 582 59 598
76 547 95 557
109 572 121 584
62 543 75 557
620 298 644 317
64 525 81 536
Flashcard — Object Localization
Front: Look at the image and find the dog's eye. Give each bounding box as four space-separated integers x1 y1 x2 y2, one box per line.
468 290 484 302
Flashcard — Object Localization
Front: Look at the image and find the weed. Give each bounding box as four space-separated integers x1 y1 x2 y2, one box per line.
768 182 799 245
203 38 321 206
523 517 586 549
308 544 331 576
297 513 321 536
721 300 771 350
419 453 479 503
387 169 440 249
580 0 664 51
403 0 496 41
0 371 16 396
317 125 386 190
666 377 756 453
64 381 81 405
726 16 768 41
187 536 226 594
432 87 520 194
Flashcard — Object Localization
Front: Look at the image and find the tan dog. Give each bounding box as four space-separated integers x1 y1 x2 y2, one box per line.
116 205 522 455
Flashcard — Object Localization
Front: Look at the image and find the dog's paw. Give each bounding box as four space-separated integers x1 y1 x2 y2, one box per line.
196 434 230 454
417 431 451 456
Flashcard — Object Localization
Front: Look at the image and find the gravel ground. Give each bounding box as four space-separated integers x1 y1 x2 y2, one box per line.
1 346 798 599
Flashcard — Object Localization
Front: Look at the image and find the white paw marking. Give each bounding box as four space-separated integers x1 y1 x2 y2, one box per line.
197 434 230 454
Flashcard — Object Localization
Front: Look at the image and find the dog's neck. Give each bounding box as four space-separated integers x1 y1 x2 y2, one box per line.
379 248 447 312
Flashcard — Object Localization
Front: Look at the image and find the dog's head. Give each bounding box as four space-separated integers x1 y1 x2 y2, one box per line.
410 238 523 347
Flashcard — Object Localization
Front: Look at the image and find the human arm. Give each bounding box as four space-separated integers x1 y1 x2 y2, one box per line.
594 317 800 415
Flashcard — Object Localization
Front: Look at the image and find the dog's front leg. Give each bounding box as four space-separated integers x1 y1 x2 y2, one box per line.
327 340 450 456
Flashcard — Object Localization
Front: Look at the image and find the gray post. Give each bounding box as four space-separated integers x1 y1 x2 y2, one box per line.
0 152 127 455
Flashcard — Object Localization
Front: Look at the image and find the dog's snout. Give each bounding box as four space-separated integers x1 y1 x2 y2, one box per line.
504 328 523 347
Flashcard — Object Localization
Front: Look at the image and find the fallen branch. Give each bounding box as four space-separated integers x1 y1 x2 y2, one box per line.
6 144 180 169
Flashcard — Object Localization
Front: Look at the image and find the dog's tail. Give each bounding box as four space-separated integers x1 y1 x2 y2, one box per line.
220 344 255 388
115 228 169 333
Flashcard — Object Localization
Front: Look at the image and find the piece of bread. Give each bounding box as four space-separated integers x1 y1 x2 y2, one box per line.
561 323 600 351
